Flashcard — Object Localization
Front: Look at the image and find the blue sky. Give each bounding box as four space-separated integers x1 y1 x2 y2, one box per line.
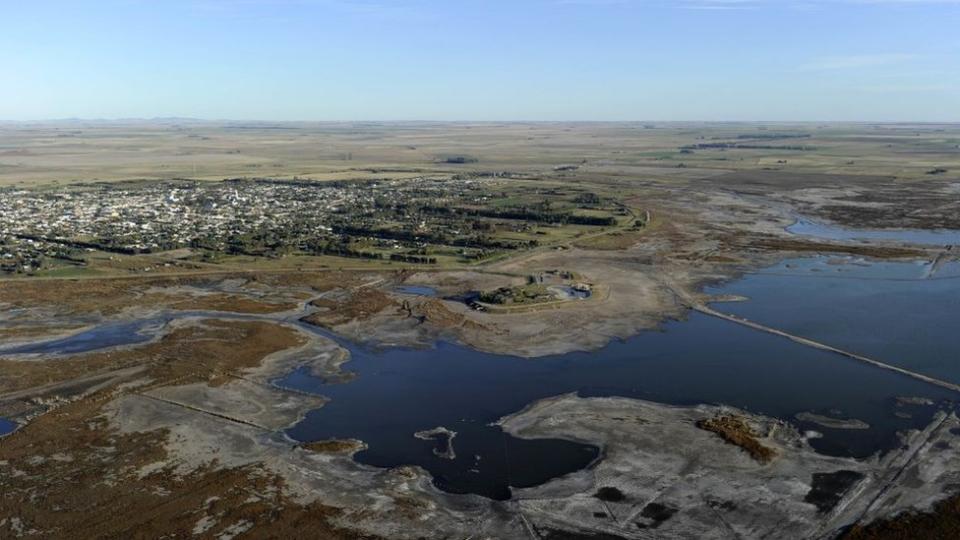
2 0 958 121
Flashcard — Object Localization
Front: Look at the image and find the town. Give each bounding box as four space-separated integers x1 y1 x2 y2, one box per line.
0 177 631 275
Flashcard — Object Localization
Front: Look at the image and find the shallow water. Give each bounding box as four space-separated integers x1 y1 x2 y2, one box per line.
0 417 17 437
787 218 960 246
394 285 438 297
0 310 264 357
0 318 166 356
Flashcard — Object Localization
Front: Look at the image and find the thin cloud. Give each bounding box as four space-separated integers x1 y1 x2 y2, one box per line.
797 53 918 71
856 83 955 92
680 0 759 10
557 0 960 7
190 0 427 20
556 0 631 5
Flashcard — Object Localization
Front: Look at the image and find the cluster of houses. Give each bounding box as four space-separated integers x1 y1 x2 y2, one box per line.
0 177 490 273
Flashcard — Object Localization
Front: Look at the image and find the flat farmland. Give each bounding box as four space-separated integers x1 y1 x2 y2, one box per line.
2 121 958 186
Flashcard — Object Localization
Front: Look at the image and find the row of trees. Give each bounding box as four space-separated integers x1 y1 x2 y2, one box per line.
417 205 617 226
680 143 814 151
331 224 534 250
389 254 437 264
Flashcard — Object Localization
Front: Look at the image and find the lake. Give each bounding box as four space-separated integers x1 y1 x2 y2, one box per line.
282 257 958 499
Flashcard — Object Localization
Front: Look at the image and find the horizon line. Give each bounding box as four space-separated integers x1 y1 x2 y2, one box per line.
2 118 960 125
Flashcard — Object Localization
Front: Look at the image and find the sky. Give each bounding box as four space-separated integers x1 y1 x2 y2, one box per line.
2 0 959 121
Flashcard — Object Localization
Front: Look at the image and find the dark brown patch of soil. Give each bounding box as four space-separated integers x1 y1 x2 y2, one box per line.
697 415 777 464
302 439 364 454
305 288 396 328
0 320 305 395
840 494 960 540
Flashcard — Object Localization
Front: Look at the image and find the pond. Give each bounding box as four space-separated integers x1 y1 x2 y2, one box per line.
393 285 439 297
0 417 17 437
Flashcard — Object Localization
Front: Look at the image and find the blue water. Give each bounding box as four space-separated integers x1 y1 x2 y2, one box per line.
394 285 438 297
0 310 264 357
787 218 960 246
0 417 17 437
708 257 960 385
752 256 932 280
0 318 167 356
282 309 955 499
